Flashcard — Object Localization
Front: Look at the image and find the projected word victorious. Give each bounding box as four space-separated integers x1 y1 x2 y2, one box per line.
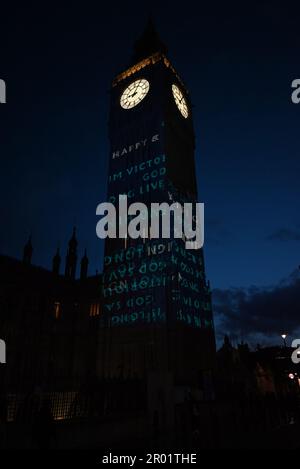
0 79 6 103
96 195 204 250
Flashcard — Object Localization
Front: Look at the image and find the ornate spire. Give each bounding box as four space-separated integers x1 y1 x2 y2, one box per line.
65 227 78 280
131 18 167 64
69 226 78 249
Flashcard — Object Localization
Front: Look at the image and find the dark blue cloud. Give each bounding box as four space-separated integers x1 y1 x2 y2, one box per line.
212 269 300 347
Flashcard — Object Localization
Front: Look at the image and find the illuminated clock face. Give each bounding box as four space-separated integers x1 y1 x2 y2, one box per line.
120 79 150 109
172 84 189 118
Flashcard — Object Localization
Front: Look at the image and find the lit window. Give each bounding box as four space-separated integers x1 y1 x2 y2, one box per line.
89 303 100 317
54 302 61 319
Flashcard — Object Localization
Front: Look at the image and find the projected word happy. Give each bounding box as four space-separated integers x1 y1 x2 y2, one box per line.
112 134 159 160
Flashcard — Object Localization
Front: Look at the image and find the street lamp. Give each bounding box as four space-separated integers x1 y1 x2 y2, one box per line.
281 333 288 348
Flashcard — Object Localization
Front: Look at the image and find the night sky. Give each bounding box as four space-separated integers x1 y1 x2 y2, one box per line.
1 1 299 345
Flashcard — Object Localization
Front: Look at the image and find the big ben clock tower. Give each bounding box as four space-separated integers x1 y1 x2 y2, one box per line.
100 20 216 425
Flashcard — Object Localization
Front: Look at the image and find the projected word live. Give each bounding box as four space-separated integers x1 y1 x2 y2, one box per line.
0 79 6 103
109 136 166 197
291 79 300 104
108 152 166 203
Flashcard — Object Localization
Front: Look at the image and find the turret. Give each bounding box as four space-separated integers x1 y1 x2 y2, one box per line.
65 227 78 280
